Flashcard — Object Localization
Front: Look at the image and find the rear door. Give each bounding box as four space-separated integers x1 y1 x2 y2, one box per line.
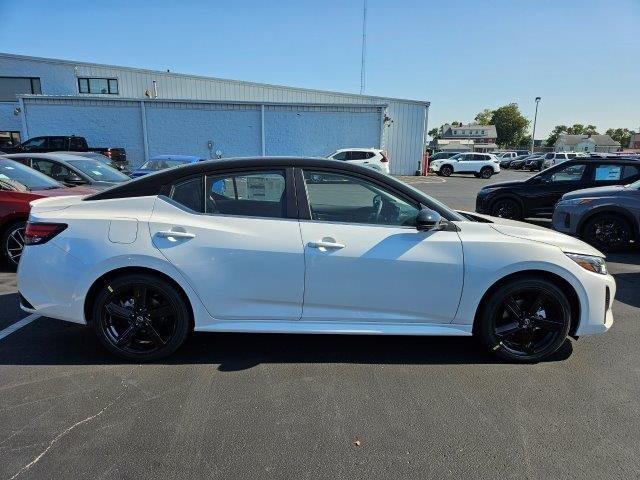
149 168 305 322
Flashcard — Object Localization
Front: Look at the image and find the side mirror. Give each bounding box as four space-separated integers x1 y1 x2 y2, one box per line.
416 208 442 232
65 173 86 185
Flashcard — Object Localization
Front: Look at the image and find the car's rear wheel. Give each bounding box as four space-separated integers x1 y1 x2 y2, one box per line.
440 165 453 177
480 167 493 179
1 221 26 268
490 198 522 219
582 214 633 252
477 278 571 362
92 274 191 361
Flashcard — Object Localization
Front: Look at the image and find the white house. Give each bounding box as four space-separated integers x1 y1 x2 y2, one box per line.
555 134 620 153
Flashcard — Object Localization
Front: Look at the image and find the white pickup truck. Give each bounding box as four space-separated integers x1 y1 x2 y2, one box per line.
429 152 500 178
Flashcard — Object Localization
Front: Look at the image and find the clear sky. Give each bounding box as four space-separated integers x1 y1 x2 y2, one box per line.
1 0 638 138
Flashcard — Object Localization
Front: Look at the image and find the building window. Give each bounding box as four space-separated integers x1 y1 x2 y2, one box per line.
78 77 119 94
0 77 41 102
0 131 21 148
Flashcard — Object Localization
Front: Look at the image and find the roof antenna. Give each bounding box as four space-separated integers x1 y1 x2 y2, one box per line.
359 0 367 95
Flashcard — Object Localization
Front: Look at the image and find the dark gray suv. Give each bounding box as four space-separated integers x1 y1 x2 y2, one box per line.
553 177 640 251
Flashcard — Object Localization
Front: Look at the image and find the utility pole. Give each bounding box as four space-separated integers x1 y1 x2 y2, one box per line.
531 96 541 152
360 0 367 95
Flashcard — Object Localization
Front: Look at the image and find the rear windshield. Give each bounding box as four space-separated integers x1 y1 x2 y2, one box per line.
0 159 62 190
139 159 189 170
67 159 130 182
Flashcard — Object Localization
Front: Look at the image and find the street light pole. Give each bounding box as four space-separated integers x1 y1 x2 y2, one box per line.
531 96 541 152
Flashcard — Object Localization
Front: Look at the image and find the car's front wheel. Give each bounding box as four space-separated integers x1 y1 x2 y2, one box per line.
1 221 26 269
477 278 571 362
92 274 191 361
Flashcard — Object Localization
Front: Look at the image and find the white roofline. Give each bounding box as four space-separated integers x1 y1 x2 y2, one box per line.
1 52 430 106
18 94 389 109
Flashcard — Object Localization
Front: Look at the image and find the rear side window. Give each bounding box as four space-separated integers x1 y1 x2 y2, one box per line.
49 137 66 150
206 170 286 219
594 164 622 182
170 176 204 212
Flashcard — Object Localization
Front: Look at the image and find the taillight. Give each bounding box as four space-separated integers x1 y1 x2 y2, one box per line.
24 223 67 245
104 150 112 157
380 153 389 163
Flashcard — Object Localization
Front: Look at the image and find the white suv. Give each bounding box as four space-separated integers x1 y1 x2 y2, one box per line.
429 152 500 179
541 152 578 170
328 148 390 174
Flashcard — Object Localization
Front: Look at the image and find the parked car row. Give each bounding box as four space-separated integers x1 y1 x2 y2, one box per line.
475 156 640 251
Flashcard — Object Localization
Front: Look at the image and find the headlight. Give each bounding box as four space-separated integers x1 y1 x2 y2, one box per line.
566 253 608 275
559 198 595 206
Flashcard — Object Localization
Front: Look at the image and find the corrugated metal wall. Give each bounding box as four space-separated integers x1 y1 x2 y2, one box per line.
21 97 384 167
1 54 428 174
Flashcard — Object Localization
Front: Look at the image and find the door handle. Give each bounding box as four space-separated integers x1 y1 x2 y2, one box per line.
157 230 196 240
308 240 345 250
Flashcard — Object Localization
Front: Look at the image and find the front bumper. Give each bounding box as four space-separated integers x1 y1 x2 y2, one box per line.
552 204 589 235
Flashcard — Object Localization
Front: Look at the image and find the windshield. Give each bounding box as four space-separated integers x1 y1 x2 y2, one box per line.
139 159 189 171
0 159 62 190
67 159 129 182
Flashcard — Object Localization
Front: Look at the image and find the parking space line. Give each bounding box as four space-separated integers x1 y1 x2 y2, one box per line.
0 314 41 342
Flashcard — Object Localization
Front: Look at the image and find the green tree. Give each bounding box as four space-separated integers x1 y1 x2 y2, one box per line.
474 109 494 125
490 103 530 147
606 128 632 148
428 127 441 140
518 134 533 148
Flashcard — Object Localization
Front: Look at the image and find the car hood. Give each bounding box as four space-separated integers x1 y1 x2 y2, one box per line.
457 211 604 257
561 185 626 200
480 179 527 190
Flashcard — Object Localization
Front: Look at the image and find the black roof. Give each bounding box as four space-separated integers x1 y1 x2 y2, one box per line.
89 157 397 201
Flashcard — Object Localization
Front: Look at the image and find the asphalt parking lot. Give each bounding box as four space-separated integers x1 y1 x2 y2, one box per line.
1 169 639 479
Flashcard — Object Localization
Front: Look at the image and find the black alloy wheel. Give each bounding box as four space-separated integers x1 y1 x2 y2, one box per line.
92 274 190 361
478 279 571 362
490 198 521 220
583 215 632 252
440 165 453 177
2 221 26 268
480 167 493 179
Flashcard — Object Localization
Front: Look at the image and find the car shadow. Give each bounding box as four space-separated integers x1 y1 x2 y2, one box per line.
0 317 574 368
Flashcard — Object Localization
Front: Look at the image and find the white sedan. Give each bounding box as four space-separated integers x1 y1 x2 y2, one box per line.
17 158 614 362
429 152 500 178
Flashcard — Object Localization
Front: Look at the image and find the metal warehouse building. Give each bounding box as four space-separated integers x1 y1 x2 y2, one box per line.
0 53 429 174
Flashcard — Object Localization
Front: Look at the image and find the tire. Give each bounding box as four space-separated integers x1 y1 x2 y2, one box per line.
477 278 571 362
582 214 633 252
490 198 522 219
1 220 26 269
440 165 453 177
480 167 493 179
92 274 191 361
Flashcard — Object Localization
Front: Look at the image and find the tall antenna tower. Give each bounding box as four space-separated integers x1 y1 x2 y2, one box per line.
360 0 367 95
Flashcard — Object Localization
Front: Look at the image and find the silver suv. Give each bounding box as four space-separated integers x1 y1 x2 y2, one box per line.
542 152 578 169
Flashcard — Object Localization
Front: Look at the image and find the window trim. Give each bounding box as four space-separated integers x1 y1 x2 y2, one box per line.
77 77 119 95
295 167 422 228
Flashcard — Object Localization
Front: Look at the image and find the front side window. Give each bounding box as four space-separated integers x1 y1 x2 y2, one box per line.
548 164 587 182
206 170 287 218
622 165 640 181
78 77 119 94
303 170 419 227
22 137 47 149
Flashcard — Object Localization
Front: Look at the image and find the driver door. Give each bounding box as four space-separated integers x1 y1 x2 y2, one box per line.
297 169 464 324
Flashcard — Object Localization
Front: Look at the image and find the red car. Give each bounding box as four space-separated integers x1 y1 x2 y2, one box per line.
0 158 94 267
